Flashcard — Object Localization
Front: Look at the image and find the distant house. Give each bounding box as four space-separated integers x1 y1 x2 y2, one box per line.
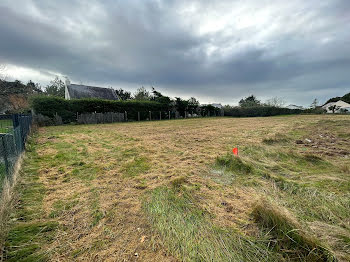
286 104 304 110
210 103 223 109
65 80 119 100
322 100 350 113
201 103 223 109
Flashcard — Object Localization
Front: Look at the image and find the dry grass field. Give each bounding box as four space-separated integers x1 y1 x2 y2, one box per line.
3 115 350 261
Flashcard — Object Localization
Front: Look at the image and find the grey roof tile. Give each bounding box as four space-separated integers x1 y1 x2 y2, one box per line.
67 84 118 100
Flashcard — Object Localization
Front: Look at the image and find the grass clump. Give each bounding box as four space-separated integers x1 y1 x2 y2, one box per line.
252 199 336 261
302 154 328 166
49 198 79 218
143 185 278 262
122 156 150 177
262 133 290 145
170 176 188 188
90 188 104 227
216 154 253 175
5 221 59 262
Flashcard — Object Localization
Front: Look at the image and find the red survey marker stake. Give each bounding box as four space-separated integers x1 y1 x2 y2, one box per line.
232 147 238 156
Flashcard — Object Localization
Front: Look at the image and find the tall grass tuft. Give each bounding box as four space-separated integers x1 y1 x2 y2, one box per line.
216 154 253 175
252 199 337 262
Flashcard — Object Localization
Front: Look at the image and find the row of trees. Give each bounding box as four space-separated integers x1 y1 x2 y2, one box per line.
237 95 286 108
130 87 221 117
237 95 323 110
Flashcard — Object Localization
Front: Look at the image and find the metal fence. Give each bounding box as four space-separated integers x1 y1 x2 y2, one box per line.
0 114 32 193
34 107 225 126
73 110 223 125
0 115 13 133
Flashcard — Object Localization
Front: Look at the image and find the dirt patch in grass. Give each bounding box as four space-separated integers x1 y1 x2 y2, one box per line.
295 131 350 157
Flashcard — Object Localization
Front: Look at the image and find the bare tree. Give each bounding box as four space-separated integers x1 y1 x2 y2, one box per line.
134 87 151 100
310 98 319 109
265 97 285 107
44 76 65 97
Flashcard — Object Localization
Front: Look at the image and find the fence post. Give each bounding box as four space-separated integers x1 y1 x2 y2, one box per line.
138 112 140 121
169 111 171 120
1 136 10 176
125 111 128 122
159 111 161 120
12 114 19 128
149 111 151 121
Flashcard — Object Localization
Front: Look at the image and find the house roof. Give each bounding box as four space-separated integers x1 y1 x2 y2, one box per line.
66 84 119 100
286 104 303 109
322 100 350 109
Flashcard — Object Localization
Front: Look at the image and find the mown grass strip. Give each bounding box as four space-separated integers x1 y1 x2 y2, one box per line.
4 139 58 261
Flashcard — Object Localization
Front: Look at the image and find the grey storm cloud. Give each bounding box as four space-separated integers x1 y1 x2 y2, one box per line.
0 0 349 105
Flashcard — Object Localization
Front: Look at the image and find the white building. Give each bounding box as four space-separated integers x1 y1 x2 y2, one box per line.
322 100 350 113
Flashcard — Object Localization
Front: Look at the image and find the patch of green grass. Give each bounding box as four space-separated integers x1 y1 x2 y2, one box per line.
5 221 59 262
49 198 79 218
280 186 350 227
338 132 350 139
170 176 188 188
216 154 253 175
122 156 150 177
0 119 13 133
90 188 104 227
262 133 290 145
4 137 59 261
70 164 99 181
134 177 148 189
143 185 279 262
71 248 85 259
120 147 138 158
253 199 336 261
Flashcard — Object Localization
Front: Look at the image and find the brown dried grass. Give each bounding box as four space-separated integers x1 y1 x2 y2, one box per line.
5 115 350 261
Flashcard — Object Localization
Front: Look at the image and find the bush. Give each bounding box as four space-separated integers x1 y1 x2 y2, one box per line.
223 106 302 117
30 96 165 123
303 107 326 114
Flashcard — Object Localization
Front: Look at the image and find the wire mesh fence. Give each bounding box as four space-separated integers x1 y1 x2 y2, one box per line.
71 110 223 125
0 114 32 193
0 115 13 134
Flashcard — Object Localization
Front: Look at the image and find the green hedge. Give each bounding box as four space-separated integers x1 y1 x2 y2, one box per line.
223 106 302 117
31 96 165 122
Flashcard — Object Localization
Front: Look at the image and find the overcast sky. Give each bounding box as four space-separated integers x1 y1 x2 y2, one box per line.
0 0 349 106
